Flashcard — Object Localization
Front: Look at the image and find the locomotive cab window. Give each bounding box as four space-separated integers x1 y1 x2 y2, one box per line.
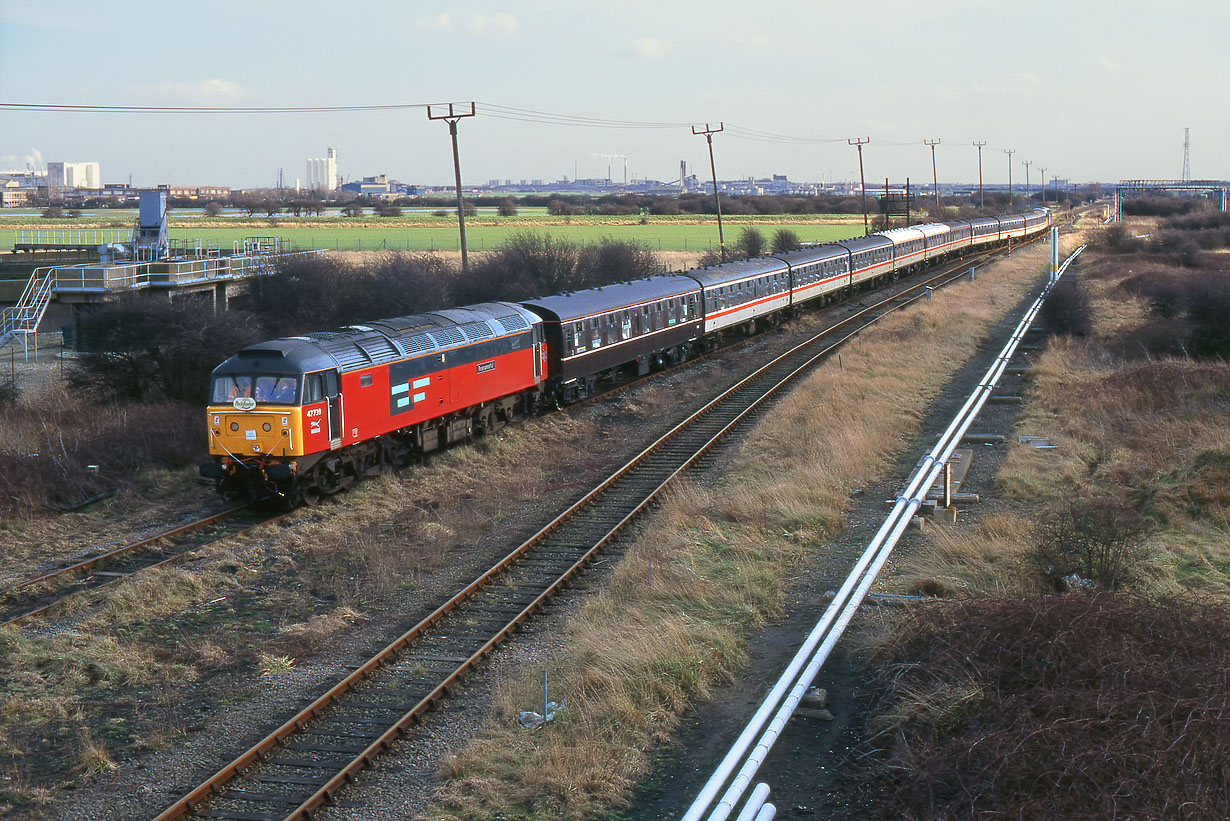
212 374 299 405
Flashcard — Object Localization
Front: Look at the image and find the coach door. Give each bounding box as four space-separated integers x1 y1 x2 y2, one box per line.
324 369 342 444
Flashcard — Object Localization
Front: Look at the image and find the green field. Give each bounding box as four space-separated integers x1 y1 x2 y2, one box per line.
166 222 861 253
1 212 864 253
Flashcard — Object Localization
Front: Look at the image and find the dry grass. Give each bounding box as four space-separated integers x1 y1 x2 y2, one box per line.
0 383 201 523
431 239 1063 818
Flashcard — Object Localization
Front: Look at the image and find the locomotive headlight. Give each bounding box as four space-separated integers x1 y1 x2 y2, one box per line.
230 422 239 432
262 422 272 432
214 428 221 436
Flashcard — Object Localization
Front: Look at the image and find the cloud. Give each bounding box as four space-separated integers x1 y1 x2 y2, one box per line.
623 37 673 60
971 72 1044 98
128 79 248 106
468 12 518 35
415 13 454 32
414 12 517 36
1098 56 1122 72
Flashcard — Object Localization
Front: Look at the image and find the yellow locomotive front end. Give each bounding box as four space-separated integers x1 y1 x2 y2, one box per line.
202 373 305 501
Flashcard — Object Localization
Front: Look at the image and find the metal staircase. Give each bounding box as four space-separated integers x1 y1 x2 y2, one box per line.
1 269 55 358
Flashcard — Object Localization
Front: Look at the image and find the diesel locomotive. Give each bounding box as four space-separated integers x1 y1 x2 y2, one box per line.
202 208 1051 504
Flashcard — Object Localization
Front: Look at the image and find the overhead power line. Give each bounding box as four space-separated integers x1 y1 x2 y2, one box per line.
0 102 428 114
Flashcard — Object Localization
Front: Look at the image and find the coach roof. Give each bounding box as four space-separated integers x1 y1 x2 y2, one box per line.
522 275 701 323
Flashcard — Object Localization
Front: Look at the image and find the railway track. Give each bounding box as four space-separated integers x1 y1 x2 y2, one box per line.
153 241 1032 821
0 505 277 626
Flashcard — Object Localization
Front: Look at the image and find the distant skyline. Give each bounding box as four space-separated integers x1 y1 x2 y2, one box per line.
2 1 1227 189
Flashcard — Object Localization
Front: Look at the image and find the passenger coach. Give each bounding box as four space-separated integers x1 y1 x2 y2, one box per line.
523 275 703 404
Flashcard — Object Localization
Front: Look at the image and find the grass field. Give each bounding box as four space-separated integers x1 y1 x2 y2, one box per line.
0 212 864 253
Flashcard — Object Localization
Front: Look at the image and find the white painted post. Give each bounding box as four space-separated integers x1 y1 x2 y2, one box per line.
1050 227 1059 282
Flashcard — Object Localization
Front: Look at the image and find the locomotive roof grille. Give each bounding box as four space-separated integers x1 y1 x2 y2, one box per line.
459 321 495 340
429 327 465 347
396 334 436 356
497 314 529 333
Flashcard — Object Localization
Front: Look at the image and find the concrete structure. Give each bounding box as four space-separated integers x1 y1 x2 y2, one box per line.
306 147 339 192
47 161 101 190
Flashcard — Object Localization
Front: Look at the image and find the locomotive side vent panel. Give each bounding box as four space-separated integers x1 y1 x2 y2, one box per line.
459 321 495 341
429 327 465 348
395 334 435 357
497 314 530 333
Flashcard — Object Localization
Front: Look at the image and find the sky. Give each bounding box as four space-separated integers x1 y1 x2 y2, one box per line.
1 0 1227 190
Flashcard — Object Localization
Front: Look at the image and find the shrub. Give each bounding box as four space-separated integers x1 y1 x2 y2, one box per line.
452 234 662 304
861 593 1230 819
1030 495 1150 591
497 197 518 217
0 388 201 515
1039 276 1091 337
737 227 765 258
247 253 453 337
771 228 802 253
69 296 265 403
1184 271 1230 358
0 378 18 406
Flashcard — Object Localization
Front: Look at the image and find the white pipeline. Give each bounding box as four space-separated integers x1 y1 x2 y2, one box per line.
683 245 1087 821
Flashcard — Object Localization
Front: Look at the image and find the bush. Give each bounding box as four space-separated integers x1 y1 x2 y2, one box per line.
737 227 765 258
1184 271 1230 358
373 202 402 217
452 234 661 303
861 593 1230 819
247 253 453 337
497 197 518 217
1030 495 1150 591
69 296 265 403
771 228 802 253
41 206 64 219
0 388 201 515
1039 276 1091 337
0 378 18 406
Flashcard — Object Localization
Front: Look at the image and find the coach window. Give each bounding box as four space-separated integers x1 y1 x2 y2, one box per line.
621 311 632 340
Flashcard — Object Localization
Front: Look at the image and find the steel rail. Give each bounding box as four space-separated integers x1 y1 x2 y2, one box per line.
0 504 251 626
154 233 1043 820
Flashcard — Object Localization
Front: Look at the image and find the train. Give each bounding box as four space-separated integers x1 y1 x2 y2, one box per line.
201 208 1052 504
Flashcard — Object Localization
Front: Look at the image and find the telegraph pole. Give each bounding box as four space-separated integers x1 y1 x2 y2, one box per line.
1022 160 1032 201
972 141 986 209
849 137 870 235
924 138 941 213
1004 148 1016 206
693 123 726 261
1038 167 1047 203
428 102 476 272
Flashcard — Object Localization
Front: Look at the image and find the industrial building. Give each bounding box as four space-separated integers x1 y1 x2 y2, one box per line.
47 161 101 190
306 148 339 192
